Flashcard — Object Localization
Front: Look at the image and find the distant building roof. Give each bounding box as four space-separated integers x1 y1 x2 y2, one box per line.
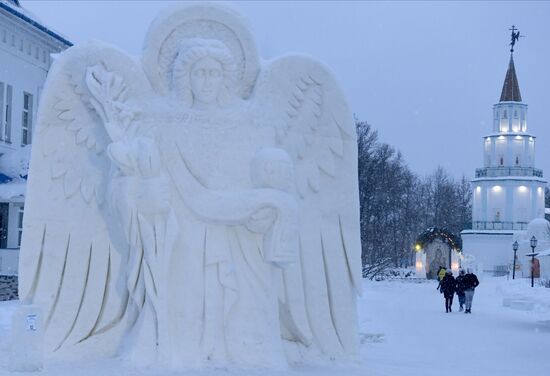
499 54 522 102
0 0 72 47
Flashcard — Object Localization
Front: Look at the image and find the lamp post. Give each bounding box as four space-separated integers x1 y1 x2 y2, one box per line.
530 236 537 287
512 240 518 280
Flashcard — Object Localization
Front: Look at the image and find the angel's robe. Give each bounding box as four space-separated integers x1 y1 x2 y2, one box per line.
154 106 289 367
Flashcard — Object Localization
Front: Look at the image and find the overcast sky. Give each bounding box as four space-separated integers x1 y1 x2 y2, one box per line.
21 0 550 179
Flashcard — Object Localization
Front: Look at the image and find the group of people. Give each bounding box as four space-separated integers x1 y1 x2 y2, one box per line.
436 267 479 313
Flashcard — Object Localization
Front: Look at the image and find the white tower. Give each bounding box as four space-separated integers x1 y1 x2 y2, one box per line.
462 37 547 273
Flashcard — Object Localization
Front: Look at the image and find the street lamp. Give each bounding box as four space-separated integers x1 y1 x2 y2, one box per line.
530 236 537 287
512 241 519 280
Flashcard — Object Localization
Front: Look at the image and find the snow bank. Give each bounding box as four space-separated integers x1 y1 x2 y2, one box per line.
0 277 549 375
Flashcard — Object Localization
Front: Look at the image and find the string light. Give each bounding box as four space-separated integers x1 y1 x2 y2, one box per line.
415 227 462 253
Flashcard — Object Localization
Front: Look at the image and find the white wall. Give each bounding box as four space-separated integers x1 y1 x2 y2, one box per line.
483 135 535 169
472 179 546 225
461 231 515 272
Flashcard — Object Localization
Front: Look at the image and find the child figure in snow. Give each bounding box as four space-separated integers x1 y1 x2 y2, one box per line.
440 269 456 313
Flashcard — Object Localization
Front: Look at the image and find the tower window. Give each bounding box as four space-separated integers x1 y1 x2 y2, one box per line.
500 157 504 166
503 110 507 119
515 156 519 166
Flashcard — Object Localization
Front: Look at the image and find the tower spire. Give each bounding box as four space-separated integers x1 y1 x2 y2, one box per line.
500 26 523 102
499 55 522 102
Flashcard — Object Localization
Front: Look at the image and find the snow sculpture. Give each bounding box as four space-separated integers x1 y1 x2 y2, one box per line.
9 304 44 372
19 3 361 368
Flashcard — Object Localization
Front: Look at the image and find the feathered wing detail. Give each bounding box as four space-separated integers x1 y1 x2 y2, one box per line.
253 55 362 357
19 41 151 353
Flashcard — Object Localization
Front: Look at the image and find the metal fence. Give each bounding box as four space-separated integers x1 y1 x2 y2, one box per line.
475 167 543 178
472 221 529 230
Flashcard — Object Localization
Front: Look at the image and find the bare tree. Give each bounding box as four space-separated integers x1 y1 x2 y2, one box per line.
357 120 472 279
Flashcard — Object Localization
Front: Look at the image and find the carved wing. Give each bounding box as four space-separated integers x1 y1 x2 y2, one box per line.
19 41 151 353
253 56 362 357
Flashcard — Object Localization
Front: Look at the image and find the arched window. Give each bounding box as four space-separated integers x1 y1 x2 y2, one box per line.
500 156 504 166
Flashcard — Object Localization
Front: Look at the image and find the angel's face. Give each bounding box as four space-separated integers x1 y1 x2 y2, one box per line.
190 56 224 106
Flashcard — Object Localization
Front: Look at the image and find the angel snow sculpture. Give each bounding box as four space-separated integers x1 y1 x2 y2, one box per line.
19 4 361 368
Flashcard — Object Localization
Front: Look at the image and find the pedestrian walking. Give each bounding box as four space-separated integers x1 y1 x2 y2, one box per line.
455 269 466 312
463 269 479 314
440 269 456 313
436 266 447 290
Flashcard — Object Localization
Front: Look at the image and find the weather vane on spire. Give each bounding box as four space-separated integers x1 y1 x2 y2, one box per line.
509 25 524 53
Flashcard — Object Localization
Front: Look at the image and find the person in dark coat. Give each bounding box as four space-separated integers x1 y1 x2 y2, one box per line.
440 269 456 313
455 269 467 312
463 269 480 314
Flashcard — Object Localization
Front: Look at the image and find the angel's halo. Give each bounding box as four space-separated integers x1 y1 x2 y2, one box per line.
141 2 260 99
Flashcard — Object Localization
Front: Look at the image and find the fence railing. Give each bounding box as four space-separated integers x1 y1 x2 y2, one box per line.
475 167 543 178
472 221 528 230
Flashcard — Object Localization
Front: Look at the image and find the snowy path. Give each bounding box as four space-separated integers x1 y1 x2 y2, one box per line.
361 277 550 376
0 276 548 375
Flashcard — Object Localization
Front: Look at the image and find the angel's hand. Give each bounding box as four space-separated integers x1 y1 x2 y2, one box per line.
246 206 277 234
85 65 136 141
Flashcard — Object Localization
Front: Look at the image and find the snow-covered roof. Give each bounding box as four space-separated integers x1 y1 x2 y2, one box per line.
0 180 25 202
0 0 72 47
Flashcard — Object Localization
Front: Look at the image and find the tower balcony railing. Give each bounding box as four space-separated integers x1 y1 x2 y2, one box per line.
475 167 543 178
472 221 528 231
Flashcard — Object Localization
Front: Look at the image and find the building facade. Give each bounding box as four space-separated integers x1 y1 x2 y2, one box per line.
0 0 71 274
462 51 547 273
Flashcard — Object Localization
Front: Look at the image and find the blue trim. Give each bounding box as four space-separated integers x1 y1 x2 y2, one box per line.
0 3 72 47
0 173 12 183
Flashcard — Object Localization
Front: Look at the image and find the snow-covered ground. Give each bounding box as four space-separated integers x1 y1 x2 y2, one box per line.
0 275 548 375
362 276 550 376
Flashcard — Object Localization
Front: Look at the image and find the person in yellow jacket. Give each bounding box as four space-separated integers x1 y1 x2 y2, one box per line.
436 266 447 290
